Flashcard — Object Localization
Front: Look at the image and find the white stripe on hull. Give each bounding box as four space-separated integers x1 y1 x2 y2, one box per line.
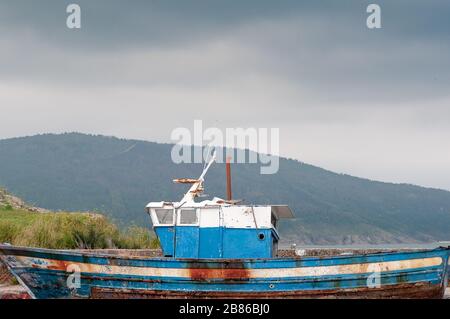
7 256 443 279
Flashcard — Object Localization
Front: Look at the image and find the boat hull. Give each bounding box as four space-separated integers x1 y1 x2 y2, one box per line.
0 245 448 299
91 282 444 299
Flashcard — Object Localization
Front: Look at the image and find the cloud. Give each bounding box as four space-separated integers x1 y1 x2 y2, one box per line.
0 0 449 190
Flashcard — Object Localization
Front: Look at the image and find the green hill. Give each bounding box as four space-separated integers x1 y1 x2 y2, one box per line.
0 188 157 249
0 133 449 245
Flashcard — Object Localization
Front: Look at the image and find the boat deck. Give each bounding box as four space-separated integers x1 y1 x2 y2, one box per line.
69 247 419 257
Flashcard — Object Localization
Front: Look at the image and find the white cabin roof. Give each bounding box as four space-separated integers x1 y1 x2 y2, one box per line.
145 197 231 209
146 200 295 219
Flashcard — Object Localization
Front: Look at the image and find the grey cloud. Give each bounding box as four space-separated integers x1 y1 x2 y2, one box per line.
0 1 449 190
0 0 449 103
1 1 449 50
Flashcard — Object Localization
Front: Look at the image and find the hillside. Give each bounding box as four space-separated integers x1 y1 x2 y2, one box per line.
0 188 157 249
0 133 449 245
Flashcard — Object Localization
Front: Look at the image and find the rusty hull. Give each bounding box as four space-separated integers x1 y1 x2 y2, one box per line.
1 245 448 299
91 282 444 299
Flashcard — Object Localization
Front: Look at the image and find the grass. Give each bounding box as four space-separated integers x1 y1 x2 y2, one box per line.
0 207 159 249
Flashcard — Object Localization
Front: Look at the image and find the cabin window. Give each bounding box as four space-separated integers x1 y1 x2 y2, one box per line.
179 209 198 225
155 209 174 225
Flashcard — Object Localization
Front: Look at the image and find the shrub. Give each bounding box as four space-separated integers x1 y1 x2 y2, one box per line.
1 204 13 211
0 210 158 249
116 225 159 249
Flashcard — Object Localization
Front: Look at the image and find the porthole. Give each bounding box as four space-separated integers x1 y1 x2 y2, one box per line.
258 233 265 240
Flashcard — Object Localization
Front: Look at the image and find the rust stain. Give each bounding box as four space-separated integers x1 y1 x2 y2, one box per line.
188 268 250 281
46 259 71 271
188 261 250 281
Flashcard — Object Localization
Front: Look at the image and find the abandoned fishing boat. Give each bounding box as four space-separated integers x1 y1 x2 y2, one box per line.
0 153 449 299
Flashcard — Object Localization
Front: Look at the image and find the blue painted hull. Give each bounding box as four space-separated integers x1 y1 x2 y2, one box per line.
0 245 448 299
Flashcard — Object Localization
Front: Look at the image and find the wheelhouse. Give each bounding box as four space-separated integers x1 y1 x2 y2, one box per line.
146 151 294 259
147 202 293 258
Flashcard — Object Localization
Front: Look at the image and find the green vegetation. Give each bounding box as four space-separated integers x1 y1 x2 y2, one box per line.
0 133 450 244
0 207 159 249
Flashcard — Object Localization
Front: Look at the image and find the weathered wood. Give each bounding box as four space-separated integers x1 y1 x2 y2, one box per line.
91 282 444 299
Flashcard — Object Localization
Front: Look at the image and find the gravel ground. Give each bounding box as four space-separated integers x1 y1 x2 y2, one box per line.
0 284 30 299
1 285 449 299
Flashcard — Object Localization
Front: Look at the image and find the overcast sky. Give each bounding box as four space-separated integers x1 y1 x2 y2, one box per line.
0 1 449 190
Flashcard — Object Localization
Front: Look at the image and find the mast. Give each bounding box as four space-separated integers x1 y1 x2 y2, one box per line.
176 150 216 203
226 156 232 201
